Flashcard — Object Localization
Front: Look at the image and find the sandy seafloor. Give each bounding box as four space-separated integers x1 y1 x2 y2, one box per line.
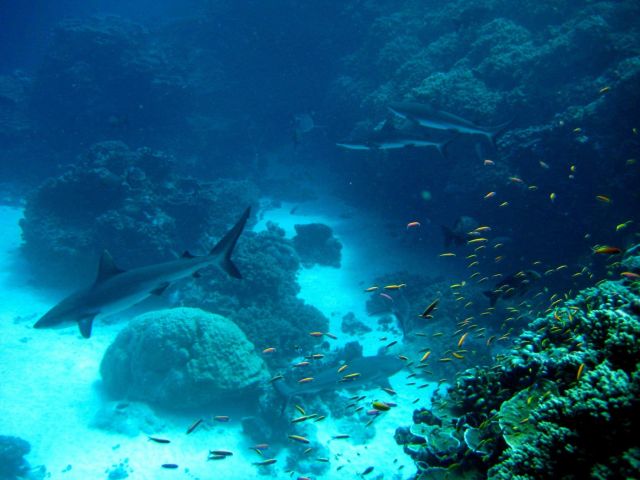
0 200 443 480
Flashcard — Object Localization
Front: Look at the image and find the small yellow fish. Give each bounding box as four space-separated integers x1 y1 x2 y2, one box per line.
439 252 456 257
484 159 495 166
627 158 637 165
364 286 379 292
338 364 348 374
599 86 610 94
484 191 496 199
595 195 611 203
573 127 582 133
457 332 469 348
576 363 585 381
420 351 431 362
550 192 556 202
384 284 406 290
288 435 310 444
499 201 509 207
467 238 488 244
616 221 632 231
372 401 391 411
475 226 491 232
539 161 550 169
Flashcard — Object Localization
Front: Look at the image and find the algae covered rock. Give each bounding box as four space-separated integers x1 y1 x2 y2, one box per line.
100 307 269 409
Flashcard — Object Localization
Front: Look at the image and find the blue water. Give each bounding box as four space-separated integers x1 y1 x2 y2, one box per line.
0 1 638 479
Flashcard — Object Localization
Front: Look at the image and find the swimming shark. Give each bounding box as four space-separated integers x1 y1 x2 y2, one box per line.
33 207 251 338
274 353 406 399
388 102 511 145
483 269 541 307
336 120 453 158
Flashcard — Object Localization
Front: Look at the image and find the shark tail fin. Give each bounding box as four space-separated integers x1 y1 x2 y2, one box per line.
483 290 499 307
487 119 513 147
210 207 251 279
436 137 456 160
441 225 454 248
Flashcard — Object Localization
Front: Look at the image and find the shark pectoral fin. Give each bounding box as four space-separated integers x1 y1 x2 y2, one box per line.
150 282 170 296
78 314 97 338
379 377 393 390
181 250 196 259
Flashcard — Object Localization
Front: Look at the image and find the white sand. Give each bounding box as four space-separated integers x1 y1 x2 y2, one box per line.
0 199 438 480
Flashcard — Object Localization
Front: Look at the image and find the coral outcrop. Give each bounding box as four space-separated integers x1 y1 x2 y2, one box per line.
0 435 32 480
292 223 342 268
100 307 269 410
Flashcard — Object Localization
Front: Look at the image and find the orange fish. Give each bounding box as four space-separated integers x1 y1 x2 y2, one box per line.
621 272 640 280
262 347 276 354
406 221 421 229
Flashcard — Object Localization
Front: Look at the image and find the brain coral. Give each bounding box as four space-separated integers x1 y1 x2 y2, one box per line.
100 307 269 409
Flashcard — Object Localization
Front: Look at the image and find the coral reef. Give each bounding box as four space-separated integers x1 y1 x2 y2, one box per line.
20 141 258 284
100 307 269 410
181 222 330 355
0 435 31 480
396 251 640 479
292 223 342 268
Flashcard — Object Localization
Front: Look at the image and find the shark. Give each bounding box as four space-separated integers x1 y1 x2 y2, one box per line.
388 102 511 145
33 207 251 338
483 269 541 307
274 353 406 399
336 120 453 158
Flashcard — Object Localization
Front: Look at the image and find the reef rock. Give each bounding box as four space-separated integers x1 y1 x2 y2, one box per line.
100 307 269 410
0 435 31 480
293 223 342 268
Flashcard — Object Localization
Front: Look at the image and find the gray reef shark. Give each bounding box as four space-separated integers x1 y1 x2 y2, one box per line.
336 120 453 158
34 207 251 338
483 269 541 307
274 353 406 399
388 101 511 145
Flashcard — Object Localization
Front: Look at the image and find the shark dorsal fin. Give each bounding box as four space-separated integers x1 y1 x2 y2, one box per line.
181 250 196 259
95 250 125 284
